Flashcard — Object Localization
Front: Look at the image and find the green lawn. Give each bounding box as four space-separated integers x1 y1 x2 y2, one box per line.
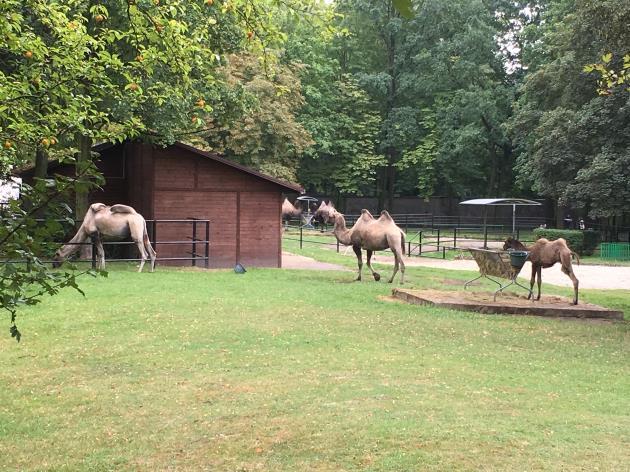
1 248 629 471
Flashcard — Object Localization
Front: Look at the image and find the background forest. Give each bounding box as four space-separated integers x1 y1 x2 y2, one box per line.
205 0 630 224
2 0 629 220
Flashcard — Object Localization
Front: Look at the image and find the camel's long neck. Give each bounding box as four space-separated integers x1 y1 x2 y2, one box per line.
333 216 352 246
58 226 89 259
514 241 530 251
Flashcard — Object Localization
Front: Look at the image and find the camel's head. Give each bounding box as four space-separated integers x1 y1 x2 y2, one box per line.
324 208 341 224
51 251 64 268
314 202 335 224
503 237 515 251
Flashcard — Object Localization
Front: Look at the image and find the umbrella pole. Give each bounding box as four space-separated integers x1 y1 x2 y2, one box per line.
512 204 516 236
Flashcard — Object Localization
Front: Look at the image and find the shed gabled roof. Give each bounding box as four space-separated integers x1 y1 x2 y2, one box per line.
172 142 303 193
15 141 304 194
459 198 541 206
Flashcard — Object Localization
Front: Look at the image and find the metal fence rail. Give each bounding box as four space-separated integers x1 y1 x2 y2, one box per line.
284 219 539 260
95 218 211 268
1 218 211 268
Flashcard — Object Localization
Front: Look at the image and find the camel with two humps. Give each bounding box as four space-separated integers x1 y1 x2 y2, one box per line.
53 203 156 272
503 236 580 305
327 208 406 284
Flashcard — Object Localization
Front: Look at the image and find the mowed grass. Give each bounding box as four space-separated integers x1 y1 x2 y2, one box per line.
1 253 629 471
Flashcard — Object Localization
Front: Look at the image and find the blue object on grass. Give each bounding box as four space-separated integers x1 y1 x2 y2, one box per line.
234 263 246 274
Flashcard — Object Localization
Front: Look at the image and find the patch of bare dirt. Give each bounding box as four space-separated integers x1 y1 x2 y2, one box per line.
393 288 624 320
418 289 572 306
434 278 471 286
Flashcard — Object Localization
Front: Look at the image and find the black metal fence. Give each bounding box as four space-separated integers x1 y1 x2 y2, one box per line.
145 218 210 268
1 218 210 268
404 226 536 258
283 213 540 259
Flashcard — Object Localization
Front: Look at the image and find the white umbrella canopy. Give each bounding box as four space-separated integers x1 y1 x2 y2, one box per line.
459 197 542 245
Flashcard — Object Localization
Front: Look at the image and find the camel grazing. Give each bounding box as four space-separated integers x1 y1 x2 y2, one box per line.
503 236 580 304
282 198 302 223
328 208 406 283
53 203 156 272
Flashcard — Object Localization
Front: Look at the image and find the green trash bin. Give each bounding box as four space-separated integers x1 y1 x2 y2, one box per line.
508 250 529 269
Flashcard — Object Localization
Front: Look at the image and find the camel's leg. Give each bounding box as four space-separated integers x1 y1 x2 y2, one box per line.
353 245 363 281
388 250 399 284
536 266 542 300
398 251 405 284
567 270 579 305
143 232 157 272
366 250 381 281
91 233 105 270
571 272 579 305
135 239 148 273
528 265 537 299
560 256 579 305
387 249 406 284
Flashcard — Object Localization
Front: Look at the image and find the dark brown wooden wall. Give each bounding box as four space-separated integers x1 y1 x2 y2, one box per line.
151 147 282 268
90 145 128 206
23 142 286 268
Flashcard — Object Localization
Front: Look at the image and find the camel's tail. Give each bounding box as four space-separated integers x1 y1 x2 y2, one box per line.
571 251 580 265
400 232 406 256
142 220 157 257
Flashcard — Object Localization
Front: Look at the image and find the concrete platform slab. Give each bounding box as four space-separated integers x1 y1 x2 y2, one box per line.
392 288 624 320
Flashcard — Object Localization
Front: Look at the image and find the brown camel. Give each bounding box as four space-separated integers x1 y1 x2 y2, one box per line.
313 200 336 231
503 236 580 304
53 203 156 272
282 198 302 223
328 208 406 283
313 200 334 223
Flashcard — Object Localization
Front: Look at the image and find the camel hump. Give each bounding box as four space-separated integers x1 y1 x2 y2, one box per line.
89 203 107 213
379 210 393 221
110 204 137 214
360 209 373 217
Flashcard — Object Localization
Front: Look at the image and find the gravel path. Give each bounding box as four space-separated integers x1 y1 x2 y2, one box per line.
283 250 630 290
282 252 349 271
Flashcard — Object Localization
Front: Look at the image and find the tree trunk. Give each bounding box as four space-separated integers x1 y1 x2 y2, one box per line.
487 144 498 196
34 147 48 179
75 134 92 220
385 150 396 211
480 114 499 196
76 134 92 260
380 3 398 214
555 199 565 228
376 167 386 212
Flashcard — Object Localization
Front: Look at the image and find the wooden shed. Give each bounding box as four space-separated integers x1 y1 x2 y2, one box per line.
27 141 303 268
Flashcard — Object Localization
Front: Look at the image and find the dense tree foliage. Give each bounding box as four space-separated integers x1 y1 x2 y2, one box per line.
203 53 314 182
0 0 310 339
511 0 630 222
281 0 628 221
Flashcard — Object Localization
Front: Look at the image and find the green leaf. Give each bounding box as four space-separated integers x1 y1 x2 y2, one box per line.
392 0 414 19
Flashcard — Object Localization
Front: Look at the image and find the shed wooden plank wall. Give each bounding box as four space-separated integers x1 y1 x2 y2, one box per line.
239 192 281 267
91 146 128 206
151 147 283 268
125 142 154 217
